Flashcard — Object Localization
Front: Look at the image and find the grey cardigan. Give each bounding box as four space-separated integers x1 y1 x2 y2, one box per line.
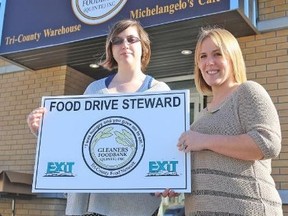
185 81 282 216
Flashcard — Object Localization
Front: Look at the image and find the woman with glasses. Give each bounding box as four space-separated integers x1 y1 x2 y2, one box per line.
27 19 171 216
83 19 169 95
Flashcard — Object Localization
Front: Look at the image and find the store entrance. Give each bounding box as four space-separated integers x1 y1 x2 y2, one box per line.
160 75 203 124
158 75 203 215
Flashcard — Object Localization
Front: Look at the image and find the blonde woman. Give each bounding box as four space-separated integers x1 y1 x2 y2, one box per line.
177 27 283 215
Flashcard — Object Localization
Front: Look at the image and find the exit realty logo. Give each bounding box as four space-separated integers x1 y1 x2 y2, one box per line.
147 160 179 177
44 162 75 177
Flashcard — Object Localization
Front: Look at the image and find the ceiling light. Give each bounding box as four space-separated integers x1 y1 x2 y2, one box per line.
181 50 192 55
89 62 99 68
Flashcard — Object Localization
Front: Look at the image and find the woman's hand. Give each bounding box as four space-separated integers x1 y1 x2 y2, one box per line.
177 130 264 160
177 130 207 153
26 107 46 136
155 189 180 198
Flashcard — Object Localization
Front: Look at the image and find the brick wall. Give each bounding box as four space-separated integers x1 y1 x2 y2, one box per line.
240 0 288 215
65 66 94 95
0 198 66 216
238 28 288 214
0 66 66 172
258 0 288 20
0 65 94 215
239 28 288 190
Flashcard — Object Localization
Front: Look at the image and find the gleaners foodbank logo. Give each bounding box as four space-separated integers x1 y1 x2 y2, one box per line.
82 116 145 178
71 0 127 25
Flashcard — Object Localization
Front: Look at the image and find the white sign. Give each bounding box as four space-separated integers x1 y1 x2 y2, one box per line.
71 0 127 25
33 90 191 193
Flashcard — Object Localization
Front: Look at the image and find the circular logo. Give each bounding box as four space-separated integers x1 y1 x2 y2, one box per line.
71 0 127 25
82 116 145 178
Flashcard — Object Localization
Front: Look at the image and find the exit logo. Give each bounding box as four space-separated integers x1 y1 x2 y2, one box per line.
44 162 75 177
146 160 179 177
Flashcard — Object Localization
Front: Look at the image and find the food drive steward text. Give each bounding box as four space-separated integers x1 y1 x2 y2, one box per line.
48 96 181 112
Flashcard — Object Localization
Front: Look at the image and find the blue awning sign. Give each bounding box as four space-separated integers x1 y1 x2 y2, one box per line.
0 0 230 54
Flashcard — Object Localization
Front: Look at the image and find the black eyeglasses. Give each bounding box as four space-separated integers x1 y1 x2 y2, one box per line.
110 36 141 45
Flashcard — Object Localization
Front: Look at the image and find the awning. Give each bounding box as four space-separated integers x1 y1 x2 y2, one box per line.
0 170 34 197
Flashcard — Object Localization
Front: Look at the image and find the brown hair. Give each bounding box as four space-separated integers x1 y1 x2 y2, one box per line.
194 27 247 95
101 19 151 71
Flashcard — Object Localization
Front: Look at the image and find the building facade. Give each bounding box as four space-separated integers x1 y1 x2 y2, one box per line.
0 0 287 215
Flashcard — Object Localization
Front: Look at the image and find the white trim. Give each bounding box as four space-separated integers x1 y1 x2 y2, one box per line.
190 95 200 120
229 0 239 10
0 0 7 46
157 74 203 121
230 0 257 27
0 57 28 74
279 190 288 204
257 17 288 32
0 64 25 74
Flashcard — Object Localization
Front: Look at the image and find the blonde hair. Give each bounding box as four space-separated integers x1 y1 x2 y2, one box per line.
194 27 247 95
101 19 151 71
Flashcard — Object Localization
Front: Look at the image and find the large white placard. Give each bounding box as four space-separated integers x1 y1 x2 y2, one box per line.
32 90 191 193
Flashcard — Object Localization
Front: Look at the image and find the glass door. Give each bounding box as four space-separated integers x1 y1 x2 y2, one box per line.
158 75 203 214
160 75 203 124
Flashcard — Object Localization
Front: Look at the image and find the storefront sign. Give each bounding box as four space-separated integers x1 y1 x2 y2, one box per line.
0 0 230 54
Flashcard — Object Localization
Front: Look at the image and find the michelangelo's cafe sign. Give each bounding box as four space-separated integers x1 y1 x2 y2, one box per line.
33 91 190 193
0 0 230 54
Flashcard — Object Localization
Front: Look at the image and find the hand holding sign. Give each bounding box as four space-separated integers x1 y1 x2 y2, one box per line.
33 90 191 193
